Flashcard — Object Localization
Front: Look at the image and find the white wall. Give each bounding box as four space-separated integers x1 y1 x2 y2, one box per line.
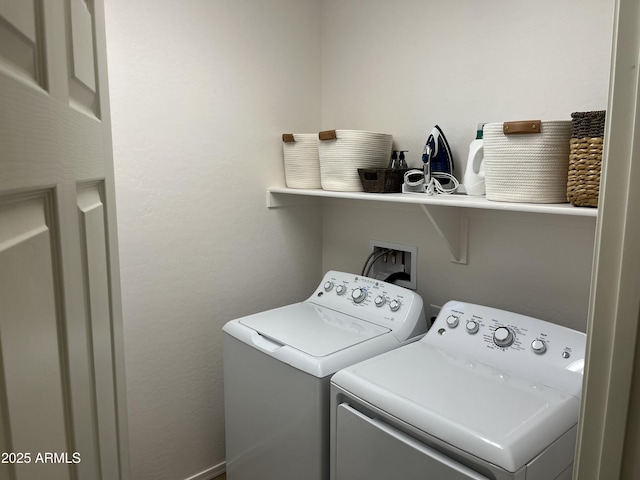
104 1 322 479
321 0 613 330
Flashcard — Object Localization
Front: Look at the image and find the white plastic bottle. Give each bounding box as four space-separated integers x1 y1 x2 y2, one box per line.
463 124 485 196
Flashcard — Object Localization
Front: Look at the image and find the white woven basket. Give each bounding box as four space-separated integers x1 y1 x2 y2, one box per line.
484 120 571 203
281 133 321 189
318 129 393 192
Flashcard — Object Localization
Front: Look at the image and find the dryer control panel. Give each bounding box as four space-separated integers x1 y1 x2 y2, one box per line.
308 271 428 341
426 300 586 396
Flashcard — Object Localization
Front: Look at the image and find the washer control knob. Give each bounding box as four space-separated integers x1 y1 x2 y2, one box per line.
493 327 514 347
446 315 459 328
324 281 334 292
352 288 367 304
465 320 479 334
389 299 401 312
562 351 571 359
335 284 346 296
531 339 547 354
374 295 386 307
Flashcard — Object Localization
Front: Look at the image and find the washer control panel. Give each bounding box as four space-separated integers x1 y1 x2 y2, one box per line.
310 271 427 338
430 301 585 364
426 301 586 395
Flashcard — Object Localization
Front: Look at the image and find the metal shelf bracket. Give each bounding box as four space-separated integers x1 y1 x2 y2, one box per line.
419 204 468 264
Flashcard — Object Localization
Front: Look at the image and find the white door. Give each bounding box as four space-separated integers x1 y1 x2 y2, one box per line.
0 1 129 479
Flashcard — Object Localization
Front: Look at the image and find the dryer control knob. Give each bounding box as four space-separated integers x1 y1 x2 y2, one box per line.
352 288 367 303
446 315 459 328
493 327 514 347
531 339 547 354
374 295 386 307
324 281 334 292
389 299 401 312
465 320 479 334
335 285 346 296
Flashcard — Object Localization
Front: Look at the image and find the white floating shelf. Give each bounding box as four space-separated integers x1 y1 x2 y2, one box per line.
267 187 598 264
267 187 598 217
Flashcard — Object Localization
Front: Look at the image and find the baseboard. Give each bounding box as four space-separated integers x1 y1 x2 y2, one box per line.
183 461 226 480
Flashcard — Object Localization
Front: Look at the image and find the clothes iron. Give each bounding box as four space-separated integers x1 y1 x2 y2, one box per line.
403 125 458 195
422 125 454 186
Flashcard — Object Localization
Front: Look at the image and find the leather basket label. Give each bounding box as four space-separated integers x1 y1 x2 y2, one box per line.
318 130 338 140
503 121 541 134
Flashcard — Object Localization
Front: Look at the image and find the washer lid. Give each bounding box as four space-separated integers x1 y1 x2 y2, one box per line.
332 341 580 473
239 303 390 357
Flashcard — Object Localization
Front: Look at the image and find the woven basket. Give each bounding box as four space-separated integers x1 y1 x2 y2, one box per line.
358 168 408 193
484 120 571 203
567 111 606 207
318 130 393 192
281 133 321 189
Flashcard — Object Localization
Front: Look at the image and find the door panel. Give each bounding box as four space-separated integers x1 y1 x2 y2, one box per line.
0 191 70 480
77 182 119 480
68 0 98 116
0 0 43 84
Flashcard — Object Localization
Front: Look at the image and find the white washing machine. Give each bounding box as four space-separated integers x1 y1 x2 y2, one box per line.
223 270 427 480
330 301 586 480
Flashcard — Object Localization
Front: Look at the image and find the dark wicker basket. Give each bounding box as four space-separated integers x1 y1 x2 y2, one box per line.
358 168 408 193
567 111 606 207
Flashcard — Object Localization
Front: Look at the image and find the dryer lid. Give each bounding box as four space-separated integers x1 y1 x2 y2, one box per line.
239 303 390 357
332 341 580 473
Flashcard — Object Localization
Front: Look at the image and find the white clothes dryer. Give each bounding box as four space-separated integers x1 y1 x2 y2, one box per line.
330 301 586 480
223 271 427 480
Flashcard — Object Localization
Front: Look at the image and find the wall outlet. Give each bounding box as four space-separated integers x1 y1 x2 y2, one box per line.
368 240 417 290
